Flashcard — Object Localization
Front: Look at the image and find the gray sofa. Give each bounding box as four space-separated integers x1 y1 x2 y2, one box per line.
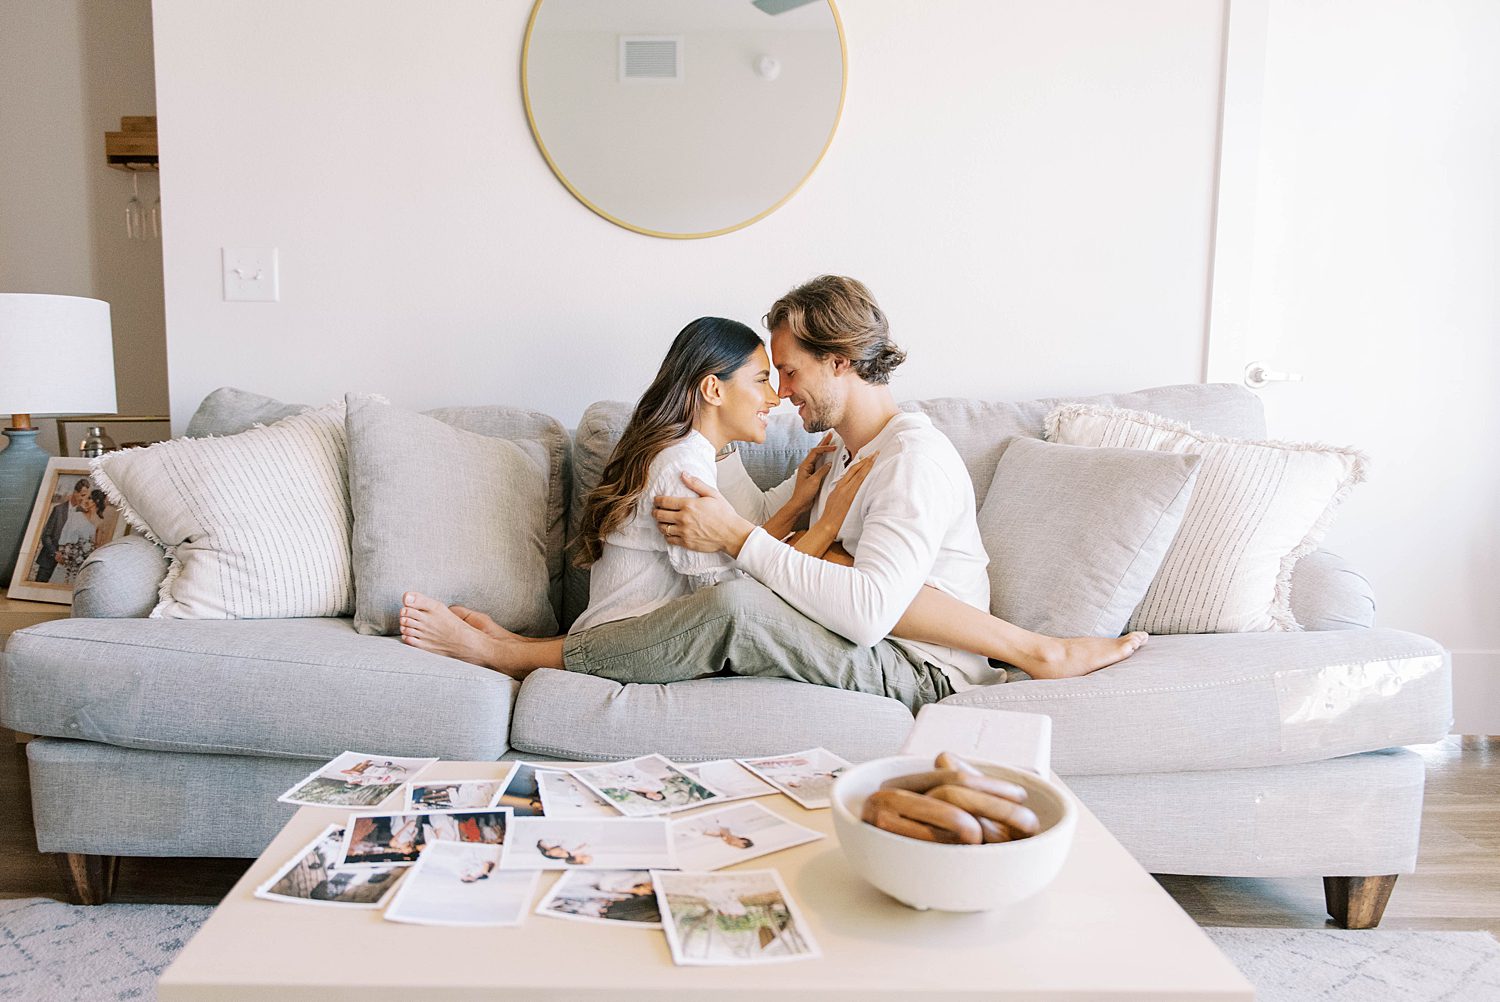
0 383 1451 926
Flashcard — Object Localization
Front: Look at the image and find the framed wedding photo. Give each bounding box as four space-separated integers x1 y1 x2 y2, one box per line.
55 414 170 457
7 457 130 604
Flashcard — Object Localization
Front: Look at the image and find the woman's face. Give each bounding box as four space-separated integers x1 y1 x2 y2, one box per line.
715 344 780 444
78 495 95 515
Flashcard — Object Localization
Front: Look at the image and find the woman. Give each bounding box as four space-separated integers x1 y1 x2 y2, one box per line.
51 491 104 584
399 317 1144 685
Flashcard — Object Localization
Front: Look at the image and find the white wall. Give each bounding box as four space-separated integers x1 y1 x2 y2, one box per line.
0 0 168 450
1229 0 1500 731
152 0 1225 431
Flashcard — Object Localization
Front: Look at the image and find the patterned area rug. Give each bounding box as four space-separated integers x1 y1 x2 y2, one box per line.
0 898 210 1002
2 897 1499 1001
1206 927 1500 1002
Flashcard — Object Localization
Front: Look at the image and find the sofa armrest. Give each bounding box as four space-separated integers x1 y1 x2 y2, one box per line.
72 535 167 619
1290 550 1376 631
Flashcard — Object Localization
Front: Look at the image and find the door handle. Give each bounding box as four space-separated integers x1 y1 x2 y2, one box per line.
1244 361 1304 389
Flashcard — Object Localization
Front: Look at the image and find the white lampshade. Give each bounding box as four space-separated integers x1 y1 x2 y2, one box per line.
0 294 117 416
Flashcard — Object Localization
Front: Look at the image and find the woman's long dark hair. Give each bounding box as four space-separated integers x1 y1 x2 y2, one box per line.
576 317 763 567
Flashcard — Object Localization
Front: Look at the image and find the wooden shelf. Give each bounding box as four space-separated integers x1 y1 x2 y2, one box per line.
105 115 158 172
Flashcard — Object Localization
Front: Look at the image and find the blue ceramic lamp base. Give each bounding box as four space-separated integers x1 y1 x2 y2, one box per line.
0 428 53 584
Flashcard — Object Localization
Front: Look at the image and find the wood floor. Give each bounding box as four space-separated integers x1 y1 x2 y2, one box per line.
2 729 1495 933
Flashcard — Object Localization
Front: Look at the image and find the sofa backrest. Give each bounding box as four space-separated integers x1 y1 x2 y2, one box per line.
564 383 1265 627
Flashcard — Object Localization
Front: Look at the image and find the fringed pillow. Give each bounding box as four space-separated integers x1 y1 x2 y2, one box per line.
91 404 352 619
1045 404 1366 634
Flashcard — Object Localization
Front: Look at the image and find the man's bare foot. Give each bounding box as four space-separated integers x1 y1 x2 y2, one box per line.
450 604 563 646
400 592 541 678
1017 631 1149 680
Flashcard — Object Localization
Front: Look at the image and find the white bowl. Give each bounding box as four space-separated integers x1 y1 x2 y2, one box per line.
831 755 1077 912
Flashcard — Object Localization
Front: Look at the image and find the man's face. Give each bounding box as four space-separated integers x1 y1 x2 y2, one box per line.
69 485 88 508
770 325 842 433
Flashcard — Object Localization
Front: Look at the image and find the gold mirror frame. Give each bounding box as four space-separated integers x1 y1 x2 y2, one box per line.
520 0 847 240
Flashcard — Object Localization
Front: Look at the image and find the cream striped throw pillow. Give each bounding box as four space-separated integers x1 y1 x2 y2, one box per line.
91 404 353 619
1045 404 1366 634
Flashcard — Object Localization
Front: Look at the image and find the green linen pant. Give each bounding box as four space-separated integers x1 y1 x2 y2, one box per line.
562 578 954 712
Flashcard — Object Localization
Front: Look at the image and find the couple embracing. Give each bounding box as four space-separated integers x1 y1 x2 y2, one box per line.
400 276 1146 711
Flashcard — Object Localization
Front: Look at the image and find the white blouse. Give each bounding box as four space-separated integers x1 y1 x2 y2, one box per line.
570 431 744 633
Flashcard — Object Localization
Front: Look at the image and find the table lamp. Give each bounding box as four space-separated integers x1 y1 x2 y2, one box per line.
0 294 117 583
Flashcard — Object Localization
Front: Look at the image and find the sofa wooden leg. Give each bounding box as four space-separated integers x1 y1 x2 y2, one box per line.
55 853 121 905
1323 874 1398 929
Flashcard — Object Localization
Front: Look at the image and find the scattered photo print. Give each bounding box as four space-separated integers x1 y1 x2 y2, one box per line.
277 752 438 809
383 842 538 927
569 754 723 817
535 869 662 928
670 802 824 872
653 869 820 966
682 760 777 804
736 748 850 810
537 771 618 818
338 809 510 867
493 762 552 816
403 770 514 812
499 817 675 871
254 824 405 908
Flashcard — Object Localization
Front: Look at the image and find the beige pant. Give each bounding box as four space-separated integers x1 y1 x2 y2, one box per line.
563 577 953 712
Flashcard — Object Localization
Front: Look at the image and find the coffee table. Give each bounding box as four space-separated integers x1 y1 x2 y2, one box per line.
158 761 1252 1000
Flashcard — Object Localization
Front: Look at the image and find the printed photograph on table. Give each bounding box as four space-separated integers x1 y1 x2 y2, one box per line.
500 817 675 870
653 869 820 966
535 869 662 928
682 760 777 803
253 824 405 908
737 748 850 810
6 458 129 604
569 754 722 817
383 842 538 927
493 762 550 816
537 770 617 818
670 801 824 871
403 771 515 812
339 809 509 867
277 751 438 808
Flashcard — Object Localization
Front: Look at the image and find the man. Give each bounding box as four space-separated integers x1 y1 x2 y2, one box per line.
34 479 90 584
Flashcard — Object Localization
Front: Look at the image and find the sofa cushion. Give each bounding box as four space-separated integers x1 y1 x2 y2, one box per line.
978 437 1201 637
1289 550 1377 631
0 617 515 761
1047 404 1367 634
345 395 557 637
92 404 355 619
940 627 1449 775
184 388 572 627
508 670 914 763
565 383 1265 626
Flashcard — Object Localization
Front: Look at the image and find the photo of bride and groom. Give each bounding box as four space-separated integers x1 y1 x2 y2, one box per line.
8 460 127 601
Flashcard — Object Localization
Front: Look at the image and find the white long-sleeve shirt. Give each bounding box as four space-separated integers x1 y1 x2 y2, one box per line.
731 412 998 691
570 431 745 633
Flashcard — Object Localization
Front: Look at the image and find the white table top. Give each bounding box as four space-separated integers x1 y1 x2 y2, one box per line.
158 761 1252 1001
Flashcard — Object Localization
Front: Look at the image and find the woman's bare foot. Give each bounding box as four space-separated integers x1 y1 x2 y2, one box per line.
400 592 545 678
1015 631 1149 680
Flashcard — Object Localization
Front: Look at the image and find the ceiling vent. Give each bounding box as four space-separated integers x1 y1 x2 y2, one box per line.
620 36 682 82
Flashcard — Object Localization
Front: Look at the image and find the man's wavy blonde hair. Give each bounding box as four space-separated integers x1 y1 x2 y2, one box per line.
764 275 907 384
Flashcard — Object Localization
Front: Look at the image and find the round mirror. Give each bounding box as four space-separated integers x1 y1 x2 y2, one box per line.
522 0 846 239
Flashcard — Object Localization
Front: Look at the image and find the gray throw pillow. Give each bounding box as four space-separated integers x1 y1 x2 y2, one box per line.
346 394 557 638
978 436 1201 637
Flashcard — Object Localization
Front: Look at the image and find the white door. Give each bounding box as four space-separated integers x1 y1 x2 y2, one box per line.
1207 0 1500 733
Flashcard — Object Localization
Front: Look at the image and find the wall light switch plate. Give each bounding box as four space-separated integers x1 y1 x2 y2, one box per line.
222 248 279 302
